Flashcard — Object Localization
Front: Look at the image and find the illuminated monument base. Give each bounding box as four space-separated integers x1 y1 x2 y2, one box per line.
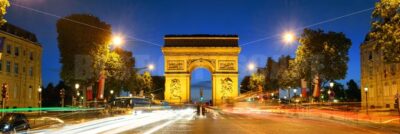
162 35 241 106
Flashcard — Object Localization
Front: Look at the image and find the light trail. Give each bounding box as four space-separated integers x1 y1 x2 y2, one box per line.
10 2 162 47
34 109 195 134
240 7 374 47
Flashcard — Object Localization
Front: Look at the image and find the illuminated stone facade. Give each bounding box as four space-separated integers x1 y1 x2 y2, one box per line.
162 35 240 105
0 23 42 108
360 41 399 110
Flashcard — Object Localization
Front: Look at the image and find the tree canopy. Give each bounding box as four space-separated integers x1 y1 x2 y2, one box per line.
295 29 352 83
368 0 400 63
346 79 361 102
57 14 112 86
0 0 9 25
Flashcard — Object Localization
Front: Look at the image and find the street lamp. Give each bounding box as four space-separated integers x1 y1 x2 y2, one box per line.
329 82 334 102
282 31 295 44
110 90 114 95
329 82 334 88
364 87 369 115
148 64 155 71
38 86 42 115
112 35 124 47
75 83 80 90
74 83 79 107
247 63 255 71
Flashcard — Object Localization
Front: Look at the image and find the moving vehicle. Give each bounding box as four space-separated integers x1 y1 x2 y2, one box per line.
111 96 151 108
0 113 30 133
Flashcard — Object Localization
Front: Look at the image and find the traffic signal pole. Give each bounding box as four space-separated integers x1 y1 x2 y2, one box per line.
1 83 8 117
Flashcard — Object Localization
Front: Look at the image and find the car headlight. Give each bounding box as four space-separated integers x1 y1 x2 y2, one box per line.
4 124 10 130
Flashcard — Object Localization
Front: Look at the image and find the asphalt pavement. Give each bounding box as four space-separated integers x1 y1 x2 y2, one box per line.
137 108 399 134
29 107 400 134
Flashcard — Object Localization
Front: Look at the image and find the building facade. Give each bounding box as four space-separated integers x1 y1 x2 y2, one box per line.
360 41 399 110
0 23 42 108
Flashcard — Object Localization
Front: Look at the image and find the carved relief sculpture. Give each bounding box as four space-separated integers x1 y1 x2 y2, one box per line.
167 60 184 70
187 58 216 69
219 60 235 70
170 79 182 99
220 77 233 99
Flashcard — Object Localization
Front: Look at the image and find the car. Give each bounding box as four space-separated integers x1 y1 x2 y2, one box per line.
0 113 30 133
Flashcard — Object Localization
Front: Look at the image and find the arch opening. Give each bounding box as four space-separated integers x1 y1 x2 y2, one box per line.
190 68 212 104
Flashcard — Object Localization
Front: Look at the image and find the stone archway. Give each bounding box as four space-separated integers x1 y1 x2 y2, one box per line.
162 35 241 106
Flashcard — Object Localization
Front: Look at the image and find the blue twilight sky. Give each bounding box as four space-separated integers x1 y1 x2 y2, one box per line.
6 0 377 90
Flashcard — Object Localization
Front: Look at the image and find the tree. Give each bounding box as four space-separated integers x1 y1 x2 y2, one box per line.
264 57 279 92
264 56 293 92
278 60 300 89
0 0 9 25
57 14 111 87
346 79 361 102
240 76 251 94
294 29 352 96
142 71 153 93
131 71 153 95
151 76 165 100
104 48 136 96
42 83 58 107
368 0 400 63
248 73 265 92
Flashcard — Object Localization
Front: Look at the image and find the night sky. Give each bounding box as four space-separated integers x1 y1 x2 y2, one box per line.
6 0 377 91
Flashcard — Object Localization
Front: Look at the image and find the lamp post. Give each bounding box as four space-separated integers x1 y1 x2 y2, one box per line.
74 83 79 107
293 89 298 107
327 90 332 102
271 93 274 100
76 92 80 107
60 88 65 108
364 87 369 115
110 90 114 105
38 86 42 115
329 82 334 102
287 87 291 104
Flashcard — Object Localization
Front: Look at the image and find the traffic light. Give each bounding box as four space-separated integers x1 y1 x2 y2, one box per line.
200 88 203 97
2 83 7 99
60 88 65 98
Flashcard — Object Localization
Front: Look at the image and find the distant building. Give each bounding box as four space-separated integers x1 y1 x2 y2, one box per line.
259 55 292 91
0 23 42 108
360 41 399 110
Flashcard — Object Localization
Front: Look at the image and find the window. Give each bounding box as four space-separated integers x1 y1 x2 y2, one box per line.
390 64 397 75
28 86 32 99
384 69 387 78
29 67 33 76
29 52 34 60
368 51 372 60
6 61 11 72
6 45 11 54
14 63 18 74
14 47 19 56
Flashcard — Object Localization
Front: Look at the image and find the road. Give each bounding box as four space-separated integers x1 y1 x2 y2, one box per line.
136 109 397 134
30 107 399 134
